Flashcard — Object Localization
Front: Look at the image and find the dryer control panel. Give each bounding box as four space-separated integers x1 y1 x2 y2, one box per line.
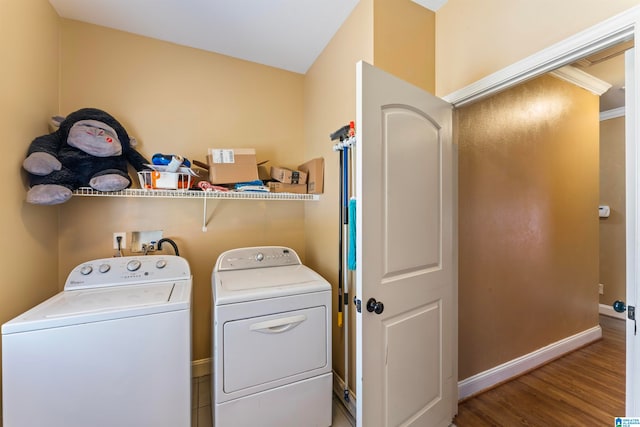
216 246 301 271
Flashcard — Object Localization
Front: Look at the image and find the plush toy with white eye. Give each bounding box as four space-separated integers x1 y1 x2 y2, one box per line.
23 108 150 205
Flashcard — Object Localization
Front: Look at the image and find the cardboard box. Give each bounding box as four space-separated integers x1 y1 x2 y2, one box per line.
270 166 307 184
207 148 259 184
268 182 307 194
298 157 324 194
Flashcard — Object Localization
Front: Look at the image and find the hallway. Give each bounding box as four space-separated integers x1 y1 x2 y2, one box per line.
455 315 625 426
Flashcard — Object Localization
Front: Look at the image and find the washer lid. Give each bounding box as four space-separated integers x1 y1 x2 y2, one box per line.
214 265 330 305
2 281 191 334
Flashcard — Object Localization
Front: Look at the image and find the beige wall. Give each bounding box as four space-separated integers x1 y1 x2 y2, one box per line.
1 1 60 420
0 0 61 410
457 74 600 379
303 0 436 390
2 0 614 407
1 0 60 312
435 0 640 96
374 0 436 93
57 19 306 361
303 0 374 389
1 0 435 397
599 116 626 306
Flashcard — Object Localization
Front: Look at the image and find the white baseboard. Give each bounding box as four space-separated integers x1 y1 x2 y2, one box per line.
457 325 602 400
599 303 626 320
332 372 357 420
192 358 212 378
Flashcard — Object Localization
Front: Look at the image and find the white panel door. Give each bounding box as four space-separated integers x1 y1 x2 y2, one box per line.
355 61 456 427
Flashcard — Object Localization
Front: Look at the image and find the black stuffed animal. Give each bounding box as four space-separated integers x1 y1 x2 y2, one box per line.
23 108 150 205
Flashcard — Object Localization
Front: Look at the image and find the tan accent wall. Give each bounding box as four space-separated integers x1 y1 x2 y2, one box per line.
303 0 374 389
303 0 436 390
435 0 640 96
599 116 626 306
57 19 305 361
1 0 434 389
0 0 61 412
457 74 600 379
374 0 436 93
1 0 60 312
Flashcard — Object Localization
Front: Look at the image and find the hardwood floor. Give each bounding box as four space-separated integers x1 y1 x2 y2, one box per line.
454 315 625 426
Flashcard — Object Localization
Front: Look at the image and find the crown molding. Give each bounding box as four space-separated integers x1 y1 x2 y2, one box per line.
600 106 626 121
550 65 612 95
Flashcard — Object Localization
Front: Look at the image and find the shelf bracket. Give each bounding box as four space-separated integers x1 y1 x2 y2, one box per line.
202 197 208 232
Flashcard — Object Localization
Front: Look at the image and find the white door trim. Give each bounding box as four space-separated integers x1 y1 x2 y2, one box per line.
443 6 640 415
624 46 638 416
443 7 638 108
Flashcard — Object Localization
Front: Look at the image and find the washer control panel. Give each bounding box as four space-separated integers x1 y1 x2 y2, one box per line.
216 246 301 271
64 255 190 290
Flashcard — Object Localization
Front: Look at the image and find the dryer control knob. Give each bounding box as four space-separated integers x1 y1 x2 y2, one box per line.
127 260 142 272
156 260 167 269
255 252 265 262
99 263 111 273
80 265 93 275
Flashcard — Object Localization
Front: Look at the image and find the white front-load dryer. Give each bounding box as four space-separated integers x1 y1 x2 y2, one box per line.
211 246 332 427
2 255 192 427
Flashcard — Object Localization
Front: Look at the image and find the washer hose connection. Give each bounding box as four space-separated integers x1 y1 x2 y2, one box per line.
157 238 180 256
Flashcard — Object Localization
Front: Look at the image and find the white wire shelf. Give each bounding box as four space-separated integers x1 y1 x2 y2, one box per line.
72 187 320 201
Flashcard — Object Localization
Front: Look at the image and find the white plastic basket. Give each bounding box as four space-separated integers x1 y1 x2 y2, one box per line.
137 170 192 190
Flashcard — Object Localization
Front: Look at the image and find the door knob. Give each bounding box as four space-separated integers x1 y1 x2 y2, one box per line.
613 300 627 313
614 300 637 336
366 298 384 315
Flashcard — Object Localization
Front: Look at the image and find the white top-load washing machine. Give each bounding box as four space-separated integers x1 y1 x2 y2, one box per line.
2 255 192 427
211 246 332 427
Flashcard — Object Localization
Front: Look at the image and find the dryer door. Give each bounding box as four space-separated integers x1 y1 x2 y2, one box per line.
223 305 327 394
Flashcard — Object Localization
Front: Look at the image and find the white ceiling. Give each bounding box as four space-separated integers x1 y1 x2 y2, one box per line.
48 0 360 74
47 0 624 109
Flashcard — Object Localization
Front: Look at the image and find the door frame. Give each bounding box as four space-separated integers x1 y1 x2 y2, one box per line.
443 6 640 415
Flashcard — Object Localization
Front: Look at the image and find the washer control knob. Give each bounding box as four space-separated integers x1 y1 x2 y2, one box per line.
127 260 142 272
156 260 167 269
80 265 93 275
255 252 265 262
98 263 111 273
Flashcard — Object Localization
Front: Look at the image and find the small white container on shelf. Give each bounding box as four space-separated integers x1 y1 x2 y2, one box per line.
137 165 196 190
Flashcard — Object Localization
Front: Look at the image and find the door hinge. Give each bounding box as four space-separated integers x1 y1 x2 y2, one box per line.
353 296 362 313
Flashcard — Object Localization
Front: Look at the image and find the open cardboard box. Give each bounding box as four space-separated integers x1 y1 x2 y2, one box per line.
298 158 324 194
207 148 259 184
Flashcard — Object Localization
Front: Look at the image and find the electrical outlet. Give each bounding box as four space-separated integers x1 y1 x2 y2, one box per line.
113 232 127 249
599 283 604 295
131 230 163 253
